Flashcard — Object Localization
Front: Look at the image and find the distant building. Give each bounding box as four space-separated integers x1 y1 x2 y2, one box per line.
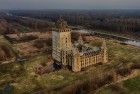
52 18 108 72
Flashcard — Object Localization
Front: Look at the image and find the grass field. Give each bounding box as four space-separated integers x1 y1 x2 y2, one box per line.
0 38 140 94
123 76 140 94
97 76 140 94
0 35 16 61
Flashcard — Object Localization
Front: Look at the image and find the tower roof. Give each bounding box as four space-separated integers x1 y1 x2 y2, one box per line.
56 17 68 29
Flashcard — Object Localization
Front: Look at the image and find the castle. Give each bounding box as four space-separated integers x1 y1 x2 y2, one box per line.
52 18 108 72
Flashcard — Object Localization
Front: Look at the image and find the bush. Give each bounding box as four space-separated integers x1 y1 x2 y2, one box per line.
0 44 15 61
33 38 52 49
71 32 80 42
116 68 131 76
61 74 114 94
131 63 140 70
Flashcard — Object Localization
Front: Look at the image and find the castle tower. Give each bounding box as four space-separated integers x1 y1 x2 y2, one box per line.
52 18 72 66
102 39 108 63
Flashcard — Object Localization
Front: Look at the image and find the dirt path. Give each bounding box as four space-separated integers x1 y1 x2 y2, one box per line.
0 58 15 65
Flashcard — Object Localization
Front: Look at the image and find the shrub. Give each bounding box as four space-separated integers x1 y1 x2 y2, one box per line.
61 74 114 94
71 32 80 42
116 68 131 76
0 43 15 61
33 38 52 49
131 63 140 70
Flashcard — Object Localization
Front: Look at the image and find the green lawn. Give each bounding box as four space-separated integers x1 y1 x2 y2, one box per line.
123 76 140 94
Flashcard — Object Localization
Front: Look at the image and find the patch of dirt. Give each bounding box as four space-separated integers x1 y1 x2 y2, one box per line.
6 31 52 41
14 42 40 57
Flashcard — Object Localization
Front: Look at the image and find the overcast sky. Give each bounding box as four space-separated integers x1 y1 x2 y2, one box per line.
0 0 140 9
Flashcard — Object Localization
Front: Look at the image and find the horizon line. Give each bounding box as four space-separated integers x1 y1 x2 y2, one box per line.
1 8 140 11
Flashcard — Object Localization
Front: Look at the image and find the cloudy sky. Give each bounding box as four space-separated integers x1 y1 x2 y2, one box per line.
0 0 140 9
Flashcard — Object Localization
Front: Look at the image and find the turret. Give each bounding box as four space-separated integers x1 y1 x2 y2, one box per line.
56 17 68 30
52 18 73 66
72 49 81 72
102 39 108 63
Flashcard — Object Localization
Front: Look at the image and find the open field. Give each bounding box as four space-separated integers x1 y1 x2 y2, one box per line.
97 76 140 94
0 37 140 94
0 9 139 94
